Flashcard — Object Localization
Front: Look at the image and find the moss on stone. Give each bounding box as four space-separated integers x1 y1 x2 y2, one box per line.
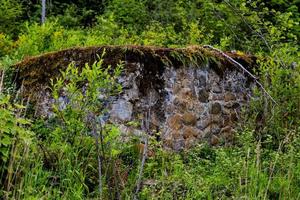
13 45 256 101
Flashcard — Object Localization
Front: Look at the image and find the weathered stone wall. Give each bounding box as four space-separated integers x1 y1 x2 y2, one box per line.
14 46 255 150
111 62 252 151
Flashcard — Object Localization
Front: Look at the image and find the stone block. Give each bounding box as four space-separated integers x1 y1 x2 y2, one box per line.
163 137 173 148
182 112 197 126
198 89 209 103
169 130 181 139
193 104 205 117
198 74 207 88
197 114 222 129
110 99 133 121
173 138 185 151
151 113 160 127
183 126 198 139
202 124 220 138
210 94 224 101
221 126 233 141
173 84 181 94
179 87 194 99
212 83 222 93
185 137 196 149
210 102 222 114
167 114 183 130
124 87 139 101
173 97 188 112
210 135 220 145
222 114 233 127
224 92 236 102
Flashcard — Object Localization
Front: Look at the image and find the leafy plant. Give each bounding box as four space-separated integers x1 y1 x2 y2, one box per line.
0 94 34 198
0 0 23 35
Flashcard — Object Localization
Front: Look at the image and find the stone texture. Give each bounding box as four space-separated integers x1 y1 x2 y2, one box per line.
182 112 197 126
211 135 220 145
198 74 207 87
221 126 232 134
212 83 222 93
179 87 194 100
224 102 240 109
185 137 197 149
210 102 222 114
230 112 238 122
183 126 198 139
151 112 160 127
171 131 181 139
167 114 183 130
211 94 224 101
110 99 133 121
164 137 173 148
224 92 236 102
173 139 185 151
198 89 209 103
32 57 253 150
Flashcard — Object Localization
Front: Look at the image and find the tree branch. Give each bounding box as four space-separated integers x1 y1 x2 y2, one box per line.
203 45 277 105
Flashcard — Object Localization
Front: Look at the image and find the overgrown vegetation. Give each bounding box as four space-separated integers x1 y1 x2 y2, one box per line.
0 0 299 199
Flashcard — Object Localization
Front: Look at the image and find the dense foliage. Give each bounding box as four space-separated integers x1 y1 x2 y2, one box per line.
0 0 299 199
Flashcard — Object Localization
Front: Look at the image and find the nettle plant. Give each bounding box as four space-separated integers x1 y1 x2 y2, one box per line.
50 53 124 197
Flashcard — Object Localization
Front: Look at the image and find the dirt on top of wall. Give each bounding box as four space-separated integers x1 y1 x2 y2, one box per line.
13 45 257 91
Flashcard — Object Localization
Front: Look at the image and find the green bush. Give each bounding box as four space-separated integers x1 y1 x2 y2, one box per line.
106 0 150 30
0 33 13 57
0 0 23 35
0 94 34 198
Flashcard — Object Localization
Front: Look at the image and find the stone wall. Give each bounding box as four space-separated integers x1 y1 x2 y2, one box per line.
14 45 255 151
112 62 252 151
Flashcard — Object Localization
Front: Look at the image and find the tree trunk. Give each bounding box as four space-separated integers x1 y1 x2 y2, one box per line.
41 0 46 24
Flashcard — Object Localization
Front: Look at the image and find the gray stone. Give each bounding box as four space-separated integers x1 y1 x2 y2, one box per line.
173 138 185 151
202 124 220 138
110 99 133 121
210 94 224 101
198 74 207 87
58 96 69 110
124 85 139 101
196 120 209 130
211 127 221 135
212 83 222 93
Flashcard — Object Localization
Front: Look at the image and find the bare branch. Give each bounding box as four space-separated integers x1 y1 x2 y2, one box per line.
41 0 46 24
203 45 277 105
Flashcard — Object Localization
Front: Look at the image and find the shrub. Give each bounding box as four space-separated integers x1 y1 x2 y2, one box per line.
0 0 23 35
0 94 34 198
